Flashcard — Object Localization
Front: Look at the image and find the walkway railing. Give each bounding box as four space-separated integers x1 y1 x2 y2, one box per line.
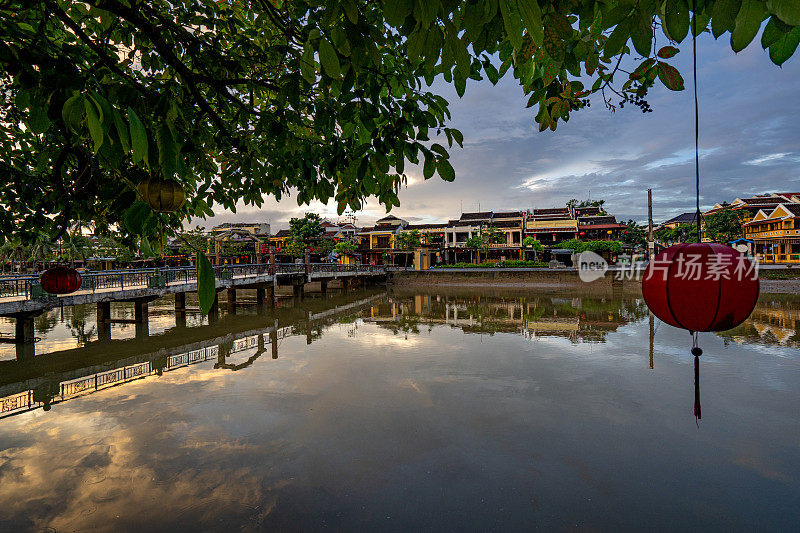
0 262 389 303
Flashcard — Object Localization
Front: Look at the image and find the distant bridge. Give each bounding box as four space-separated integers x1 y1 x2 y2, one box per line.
0 263 398 353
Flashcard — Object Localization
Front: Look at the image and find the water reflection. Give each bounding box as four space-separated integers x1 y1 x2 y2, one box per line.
0 288 798 530
1 290 384 419
718 294 800 347
370 292 649 342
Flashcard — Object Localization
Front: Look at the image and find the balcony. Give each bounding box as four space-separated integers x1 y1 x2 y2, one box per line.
747 228 800 239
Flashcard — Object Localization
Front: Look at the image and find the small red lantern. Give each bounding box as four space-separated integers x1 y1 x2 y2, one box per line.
642 243 759 332
40 266 82 295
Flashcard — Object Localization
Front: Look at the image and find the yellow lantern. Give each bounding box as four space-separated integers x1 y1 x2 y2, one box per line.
138 178 186 213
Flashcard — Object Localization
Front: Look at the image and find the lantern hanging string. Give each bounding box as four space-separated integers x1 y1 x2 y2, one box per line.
692 12 701 240
692 13 702 425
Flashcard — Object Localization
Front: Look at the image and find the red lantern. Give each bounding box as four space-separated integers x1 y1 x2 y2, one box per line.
40 266 82 295
642 243 759 332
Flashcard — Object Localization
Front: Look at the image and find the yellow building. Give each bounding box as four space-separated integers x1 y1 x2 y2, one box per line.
743 203 800 263
357 215 407 264
702 194 799 241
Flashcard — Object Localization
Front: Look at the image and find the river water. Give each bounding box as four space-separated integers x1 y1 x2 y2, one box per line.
0 287 798 531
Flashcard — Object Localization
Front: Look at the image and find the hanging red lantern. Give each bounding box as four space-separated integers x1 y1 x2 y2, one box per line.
642 243 759 332
40 266 82 295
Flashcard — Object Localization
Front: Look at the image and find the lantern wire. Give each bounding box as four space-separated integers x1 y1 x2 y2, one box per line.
691 15 702 425
692 12 701 242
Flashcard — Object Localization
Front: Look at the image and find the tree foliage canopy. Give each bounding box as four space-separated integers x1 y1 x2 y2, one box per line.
654 221 699 243
620 218 646 246
394 228 422 249
2 0 798 244
283 211 325 256
703 205 746 242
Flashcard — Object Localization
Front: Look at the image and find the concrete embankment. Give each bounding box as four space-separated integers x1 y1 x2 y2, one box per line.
388 269 800 295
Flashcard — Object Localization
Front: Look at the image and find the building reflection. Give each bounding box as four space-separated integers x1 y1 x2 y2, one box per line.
0 292 383 420
716 295 800 347
367 292 649 343
4 289 795 421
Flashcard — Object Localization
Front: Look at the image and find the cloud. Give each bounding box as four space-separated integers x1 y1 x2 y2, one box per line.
744 152 799 165
198 34 800 229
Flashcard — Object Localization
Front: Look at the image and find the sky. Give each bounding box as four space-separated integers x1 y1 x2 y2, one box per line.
199 31 800 231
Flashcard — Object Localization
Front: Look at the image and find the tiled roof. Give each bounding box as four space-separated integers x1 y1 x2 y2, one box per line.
662 212 698 225
272 229 290 238
492 220 522 228
574 206 602 216
783 203 800 216
359 226 396 233
493 211 523 219
448 220 481 227
578 215 618 225
405 223 449 230
534 208 570 215
737 197 785 205
579 224 625 230
459 211 493 220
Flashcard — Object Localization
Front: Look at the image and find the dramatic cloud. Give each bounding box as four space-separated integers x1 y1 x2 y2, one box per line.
199 34 800 230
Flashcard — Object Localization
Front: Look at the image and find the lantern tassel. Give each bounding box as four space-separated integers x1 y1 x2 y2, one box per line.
692 331 702 422
694 354 701 421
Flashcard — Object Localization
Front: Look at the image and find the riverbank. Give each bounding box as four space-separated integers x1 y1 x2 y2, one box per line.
389 269 800 294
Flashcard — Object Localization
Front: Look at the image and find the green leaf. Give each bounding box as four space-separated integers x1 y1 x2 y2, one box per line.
768 26 800 65
437 158 455 181
484 61 500 84
430 143 448 157
500 0 524 50
604 17 631 57
423 151 435 179
300 42 316 84
516 0 544 46
123 201 152 234
384 0 413 26
157 121 178 178
454 69 466 97
766 0 800 25
197 252 216 316
450 128 464 148
657 46 679 59
342 0 358 23
629 58 656 80
15 89 30 111
630 11 653 56
111 108 131 153
61 95 85 132
761 17 784 48
731 0 768 52
318 38 341 78
664 0 690 43
692 12 712 36
28 100 51 134
712 0 742 38
541 58 559 86
128 108 148 164
84 99 104 153
141 236 154 258
657 62 685 90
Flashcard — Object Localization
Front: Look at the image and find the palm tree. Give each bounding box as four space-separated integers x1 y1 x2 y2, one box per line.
28 233 55 272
